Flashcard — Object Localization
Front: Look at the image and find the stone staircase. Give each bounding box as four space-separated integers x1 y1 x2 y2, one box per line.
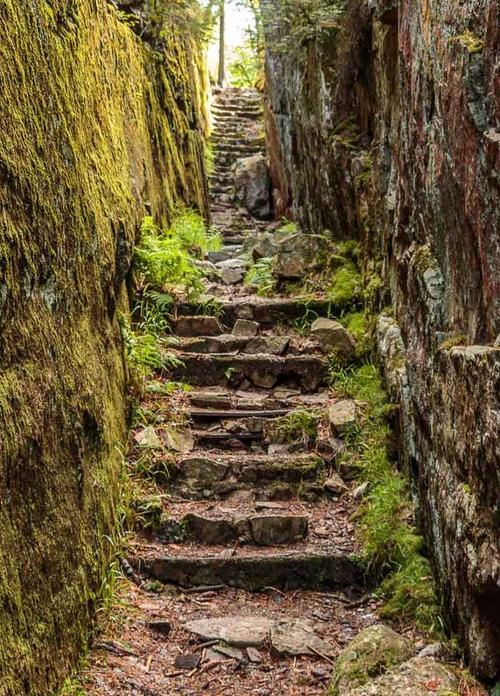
80 89 380 695
209 87 266 204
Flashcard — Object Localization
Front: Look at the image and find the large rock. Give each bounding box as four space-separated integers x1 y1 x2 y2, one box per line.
273 233 329 279
310 318 357 357
330 625 414 695
341 657 460 696
185 616 273 647
270 618 336 657
234 154 272 219
328 399 357 433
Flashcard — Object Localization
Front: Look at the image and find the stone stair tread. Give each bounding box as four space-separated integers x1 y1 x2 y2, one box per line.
189 407 291 419
132 539 361 590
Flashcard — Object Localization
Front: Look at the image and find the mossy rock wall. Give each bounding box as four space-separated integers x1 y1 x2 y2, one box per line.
262 0 500 681
0 1 208 693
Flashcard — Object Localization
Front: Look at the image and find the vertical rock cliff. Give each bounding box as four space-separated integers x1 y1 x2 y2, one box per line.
0 1 208 693
263 0 499 680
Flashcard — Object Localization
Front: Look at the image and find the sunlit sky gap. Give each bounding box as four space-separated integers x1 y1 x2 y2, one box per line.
207 1 255 79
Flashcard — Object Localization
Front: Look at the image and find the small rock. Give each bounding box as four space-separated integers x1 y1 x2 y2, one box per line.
330 624 414 695
270 618 336 657
134 426 163 450
310 318 356 357
174 653 201 671
165 427 194 454
352 481 370 499
213 644 244 661
312 666 329 679
417 642 444 658
328 399 357 433
232 319 260 337
251 370 277 389
147 620 171 636
324 473 348 495
246 647 262 663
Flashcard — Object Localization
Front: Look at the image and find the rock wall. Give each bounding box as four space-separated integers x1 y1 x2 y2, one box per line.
263 0 500 681
0 1 208 693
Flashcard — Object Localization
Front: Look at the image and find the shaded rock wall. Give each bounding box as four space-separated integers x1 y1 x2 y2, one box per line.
0 1 208 693
263 0 500 680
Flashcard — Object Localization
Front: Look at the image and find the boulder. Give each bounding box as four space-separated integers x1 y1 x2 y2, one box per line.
215 258 247 285
344 657 460 696
274 233 328 279
234 154 272 219
330 624 414 695
323 473 348 495
310 318 356 357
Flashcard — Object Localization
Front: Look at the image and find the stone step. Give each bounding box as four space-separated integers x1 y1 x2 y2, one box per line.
216 143 264 154
175 334 293 356
213 106 263 119
189 407 290 420
133 542 362 591
186 388 330 411
174 452 323 486
177 296 331 328
207 245 243 263
159 502 310 546
168 353 327 391
193 428 263 449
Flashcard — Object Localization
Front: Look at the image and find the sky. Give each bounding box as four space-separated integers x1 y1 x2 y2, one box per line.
207 1 255 77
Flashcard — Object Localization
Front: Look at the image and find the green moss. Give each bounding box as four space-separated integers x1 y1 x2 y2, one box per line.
328 364 443 637
327 262 363 308
438 334 468 351
453 30 485 53
0 0 208 693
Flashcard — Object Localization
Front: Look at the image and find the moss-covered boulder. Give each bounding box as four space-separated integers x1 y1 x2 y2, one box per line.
329 624 414 695
341 657 460 696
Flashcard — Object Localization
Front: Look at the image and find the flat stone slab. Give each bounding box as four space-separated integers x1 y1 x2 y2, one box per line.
185 615 336 657
270 618 336 657
185 616 273 647
175 316 221 337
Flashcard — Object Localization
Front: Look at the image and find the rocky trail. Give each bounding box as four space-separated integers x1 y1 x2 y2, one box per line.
79 89 472 696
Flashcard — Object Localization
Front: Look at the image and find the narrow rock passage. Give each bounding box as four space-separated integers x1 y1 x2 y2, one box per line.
81 88 382 695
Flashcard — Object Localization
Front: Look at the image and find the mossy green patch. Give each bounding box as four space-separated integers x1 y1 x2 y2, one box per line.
0 0 208 693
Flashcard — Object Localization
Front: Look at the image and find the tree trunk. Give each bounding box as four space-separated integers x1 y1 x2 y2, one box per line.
218 0 226 86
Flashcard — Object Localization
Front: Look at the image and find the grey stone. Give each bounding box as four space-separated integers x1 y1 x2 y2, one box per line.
274 233 329 279
328 399 357 432
175 315 221 337
246 647 262 663
185 616 273 647
270 618 336 657
323 473 348 495
246 336 290 355
179 457 229 485
310 318 356 357
174 653 201 670
330 625 414 695
134 426 163 450
234 154 272 219
212 644 244 661
345 657 459 696
249 514 308 545
232 319 260 337
165 427 194 454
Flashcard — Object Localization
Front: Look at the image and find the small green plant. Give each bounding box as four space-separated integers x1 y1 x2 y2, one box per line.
119 314 183 378
271 409 320 446
245 256 277 296
60 678 87 696
228 39 263 88
328 363 443 636
134 211 221 302
327 262 363 309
